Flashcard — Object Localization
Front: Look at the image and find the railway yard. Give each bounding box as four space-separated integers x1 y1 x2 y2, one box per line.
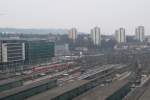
1 51 150 100
0 61 132 100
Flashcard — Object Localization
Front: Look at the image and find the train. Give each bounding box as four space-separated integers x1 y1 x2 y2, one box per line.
32 62 76 73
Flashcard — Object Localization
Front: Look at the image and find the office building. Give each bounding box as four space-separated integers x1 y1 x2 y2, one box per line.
0 39 55 72
115 28 126 43
24 40 54 65
0 39 25 72
68 28 77 41
91 26 101 45
135 26 145 42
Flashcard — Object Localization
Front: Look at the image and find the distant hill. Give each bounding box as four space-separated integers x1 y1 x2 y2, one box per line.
0 28 68 34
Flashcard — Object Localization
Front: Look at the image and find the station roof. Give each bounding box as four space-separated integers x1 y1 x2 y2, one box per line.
0 78 56 99
26 80 88 100
123 77 150 100
73 77 129 100
0 78 22 86
27 64 127 100
138 86 150 100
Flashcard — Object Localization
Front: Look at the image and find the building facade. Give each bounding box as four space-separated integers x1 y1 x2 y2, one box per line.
0 39 55 72
0 39 25 72
0 41 2 63
135 26 145 42
115 28 126 43
55 43 70 56
68 28 77 41
24 40 54 65
91 27 101 46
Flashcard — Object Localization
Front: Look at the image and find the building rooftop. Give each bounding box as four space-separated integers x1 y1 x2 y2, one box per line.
138 86 150 100
26 80 88 100
0 38 48 41
0 77 22 86
123 77 150 100
0 78 56 99
73 77 129 100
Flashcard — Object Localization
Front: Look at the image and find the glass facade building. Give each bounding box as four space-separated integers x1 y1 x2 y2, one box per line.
24 40 54 65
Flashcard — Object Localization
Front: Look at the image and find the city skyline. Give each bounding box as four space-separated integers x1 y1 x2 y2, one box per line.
0 0 150 35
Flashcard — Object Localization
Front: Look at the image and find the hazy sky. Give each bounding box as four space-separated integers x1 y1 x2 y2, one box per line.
0 0 150 35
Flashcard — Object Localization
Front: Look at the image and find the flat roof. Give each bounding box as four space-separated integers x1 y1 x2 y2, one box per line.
73 77 129 100
0 78 56 99
123 77 150 100
27 77 129 100
0 38 47 41
0 77 22 86
138 86 150 100
135 81 150 100
26 80 88 100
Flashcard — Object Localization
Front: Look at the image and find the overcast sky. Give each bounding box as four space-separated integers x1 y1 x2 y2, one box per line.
0 0 150 35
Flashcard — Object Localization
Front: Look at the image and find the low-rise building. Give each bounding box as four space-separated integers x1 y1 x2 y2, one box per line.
55 43 70 56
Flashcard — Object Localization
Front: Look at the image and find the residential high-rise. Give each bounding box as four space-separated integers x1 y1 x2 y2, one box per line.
135 26 145 42
115 28 126 43
68 28 77 41
91 26 101 45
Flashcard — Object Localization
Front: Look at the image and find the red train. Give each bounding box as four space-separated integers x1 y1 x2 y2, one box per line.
32 62 75 73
